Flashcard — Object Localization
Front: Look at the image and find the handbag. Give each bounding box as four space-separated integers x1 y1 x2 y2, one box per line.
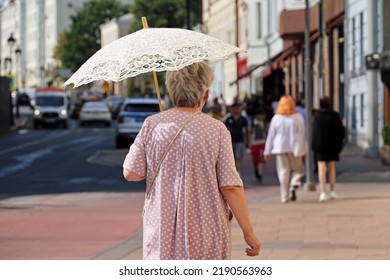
146 111 200 197
293 116 307 157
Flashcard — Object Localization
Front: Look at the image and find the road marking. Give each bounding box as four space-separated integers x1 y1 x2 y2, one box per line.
0 135 107 178
0 147 54 177
0 121 76 156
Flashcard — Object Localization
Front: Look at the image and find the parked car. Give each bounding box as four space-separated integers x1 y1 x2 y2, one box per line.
115 97 160 148
17 92 32 106
79 101 112 127
33 88 69 129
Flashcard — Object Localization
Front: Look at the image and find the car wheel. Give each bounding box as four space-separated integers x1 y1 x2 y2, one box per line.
106 121 111 127
80 121 84 127
116 137 127 149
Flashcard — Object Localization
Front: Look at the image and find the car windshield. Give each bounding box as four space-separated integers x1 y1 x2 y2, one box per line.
123 103 160 113
36 96 64 106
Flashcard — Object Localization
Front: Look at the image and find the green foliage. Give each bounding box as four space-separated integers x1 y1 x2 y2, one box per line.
129 0 200 31
382 125 390 145
61 0 130 72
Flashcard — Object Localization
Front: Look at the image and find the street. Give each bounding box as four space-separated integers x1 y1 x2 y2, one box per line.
0 107 145 259
1 107 390 260
0 107 145 198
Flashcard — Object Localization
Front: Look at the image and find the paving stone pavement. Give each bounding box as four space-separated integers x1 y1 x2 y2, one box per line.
90 145 390 260
4 116 390 260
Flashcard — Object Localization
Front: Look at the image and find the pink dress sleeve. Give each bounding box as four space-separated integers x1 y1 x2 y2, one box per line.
122 120 148 178
216 125 243 188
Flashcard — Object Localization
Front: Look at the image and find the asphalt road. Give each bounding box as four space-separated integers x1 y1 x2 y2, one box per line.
0 107 145 199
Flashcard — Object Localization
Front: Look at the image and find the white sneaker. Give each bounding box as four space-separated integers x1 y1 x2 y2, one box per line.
319 192 329 202
329 191 339 199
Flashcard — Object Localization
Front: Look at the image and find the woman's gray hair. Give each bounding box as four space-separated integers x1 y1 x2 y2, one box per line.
165 61 214 107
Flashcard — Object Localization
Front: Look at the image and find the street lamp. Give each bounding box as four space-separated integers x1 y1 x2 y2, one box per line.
4 57 12 74
7 33 16 75
14 47 22 118
7 33 16 50
15 47 22 89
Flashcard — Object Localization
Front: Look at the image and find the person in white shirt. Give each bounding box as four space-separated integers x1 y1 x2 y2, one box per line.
264 95 306 203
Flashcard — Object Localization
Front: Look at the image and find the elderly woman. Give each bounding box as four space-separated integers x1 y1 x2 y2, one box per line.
123 61 260 260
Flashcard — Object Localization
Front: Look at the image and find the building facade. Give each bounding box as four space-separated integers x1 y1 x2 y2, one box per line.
344 0 386 156
0 0 91 88
202 0 249 104
100 14 134 96
0 0 133 89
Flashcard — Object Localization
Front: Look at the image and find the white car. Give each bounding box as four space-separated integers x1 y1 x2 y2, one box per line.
79 101 112 127
115 98 160 148
33 88 69 129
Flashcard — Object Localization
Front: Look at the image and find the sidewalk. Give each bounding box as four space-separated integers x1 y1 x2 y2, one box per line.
90 145 390 260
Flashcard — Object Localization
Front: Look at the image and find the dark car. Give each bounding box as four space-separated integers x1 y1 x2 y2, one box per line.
17 92 31 106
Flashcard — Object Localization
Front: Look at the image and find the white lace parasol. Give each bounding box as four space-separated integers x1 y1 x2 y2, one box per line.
64 27 243 88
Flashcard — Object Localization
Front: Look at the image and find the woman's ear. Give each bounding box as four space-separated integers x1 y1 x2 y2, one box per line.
203 89 210 102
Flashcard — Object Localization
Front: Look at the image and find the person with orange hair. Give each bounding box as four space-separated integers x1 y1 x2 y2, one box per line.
264 95 306 203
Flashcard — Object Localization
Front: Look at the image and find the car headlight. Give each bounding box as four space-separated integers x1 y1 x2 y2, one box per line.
34 109 41 116
60 109 67 116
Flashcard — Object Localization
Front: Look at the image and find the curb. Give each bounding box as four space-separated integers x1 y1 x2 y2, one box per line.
90 227 143 260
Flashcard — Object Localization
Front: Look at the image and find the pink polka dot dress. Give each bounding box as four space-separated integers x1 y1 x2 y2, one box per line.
123 108 243 260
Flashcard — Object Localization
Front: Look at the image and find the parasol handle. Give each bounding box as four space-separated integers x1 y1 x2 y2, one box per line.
142 16 163 112
142 17 148 28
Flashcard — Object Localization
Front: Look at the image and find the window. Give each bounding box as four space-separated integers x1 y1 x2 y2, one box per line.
351 95 357 130
257 2 262 39
351 17 356 74
359 12 365 72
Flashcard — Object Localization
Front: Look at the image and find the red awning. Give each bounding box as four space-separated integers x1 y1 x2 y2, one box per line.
237 57 249 77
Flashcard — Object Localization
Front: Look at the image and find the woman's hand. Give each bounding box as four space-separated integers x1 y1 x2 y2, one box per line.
244 231 261 257
219 186 261 257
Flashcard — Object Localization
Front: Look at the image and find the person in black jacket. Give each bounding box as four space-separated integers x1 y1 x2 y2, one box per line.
312 96 345 202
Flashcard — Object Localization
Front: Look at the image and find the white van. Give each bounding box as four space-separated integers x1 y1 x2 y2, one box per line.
33 88 69 129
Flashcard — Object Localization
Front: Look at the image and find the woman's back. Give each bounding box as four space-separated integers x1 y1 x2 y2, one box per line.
124 108 242 259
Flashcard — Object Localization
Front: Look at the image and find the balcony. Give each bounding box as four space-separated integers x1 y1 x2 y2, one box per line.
279 0 344 41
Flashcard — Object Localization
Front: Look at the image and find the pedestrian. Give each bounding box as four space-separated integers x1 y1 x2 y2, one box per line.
295 98 307 124
250 109 268 181
245 93 258 124
123 61 260 260
210 97 223 120
224 101 250 176
264 95 306 203
312 96 345 202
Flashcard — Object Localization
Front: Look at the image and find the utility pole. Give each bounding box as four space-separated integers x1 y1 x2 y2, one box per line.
304 0 316 191
235 0 240 98
365 0 380 157
318 0 326 99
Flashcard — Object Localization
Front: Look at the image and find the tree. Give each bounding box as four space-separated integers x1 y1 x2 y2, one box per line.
129 0 200 31
61 0 130 72
128 0 200 96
